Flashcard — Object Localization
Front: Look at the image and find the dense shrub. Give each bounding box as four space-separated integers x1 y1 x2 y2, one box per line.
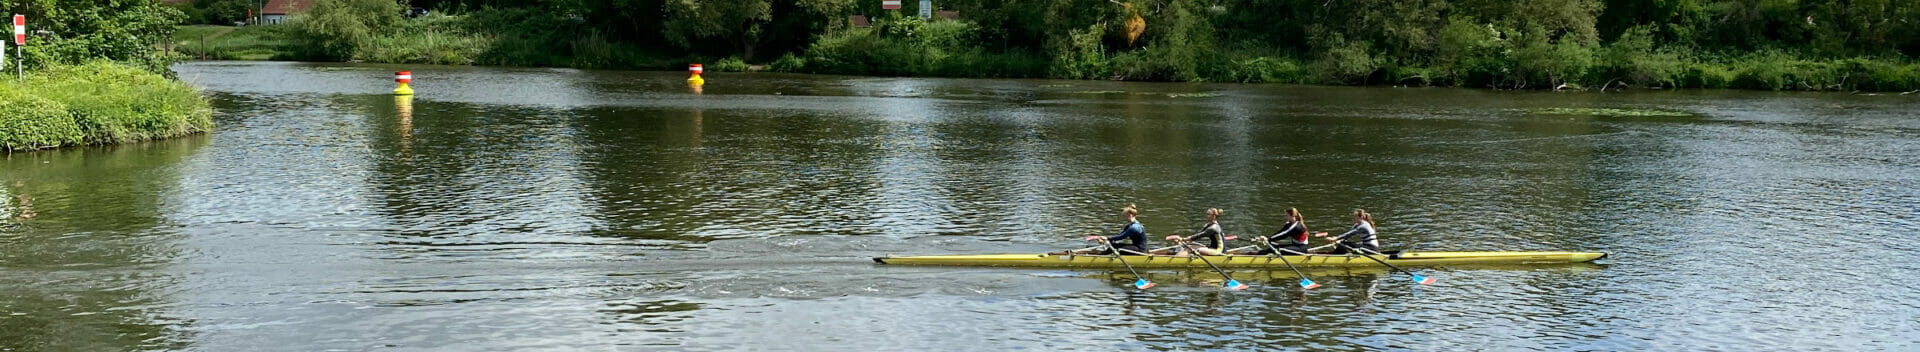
768 53 807 72
283 0 403 61
710 57 751 72
0 87 83 150
0 61 212 151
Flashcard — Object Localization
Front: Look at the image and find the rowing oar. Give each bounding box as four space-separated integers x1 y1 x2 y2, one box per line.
1090 237 1154 290
1336 242 1436 285
1256 237 1320 290
1177 238 1246 290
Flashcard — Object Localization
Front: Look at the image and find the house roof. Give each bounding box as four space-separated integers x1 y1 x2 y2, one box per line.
262 0 314 15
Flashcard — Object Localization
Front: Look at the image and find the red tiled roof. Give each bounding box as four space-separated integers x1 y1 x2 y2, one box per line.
262 0 314 15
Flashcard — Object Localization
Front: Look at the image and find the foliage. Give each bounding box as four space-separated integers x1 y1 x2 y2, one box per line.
158 0 1920 91
662 0 773 60
282 0 403 61
710 56 750 72
0 0 183 71
1 61 212 151
0 86 82 151
800 20 1046 78
767 53 807 72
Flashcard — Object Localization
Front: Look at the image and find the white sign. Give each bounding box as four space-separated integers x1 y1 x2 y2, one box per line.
919 0 932 19
882 0 901 10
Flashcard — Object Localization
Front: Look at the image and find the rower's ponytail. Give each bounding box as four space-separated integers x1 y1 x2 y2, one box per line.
1353 208 1373 226
1288 208 1306 232
1122 204 1138 216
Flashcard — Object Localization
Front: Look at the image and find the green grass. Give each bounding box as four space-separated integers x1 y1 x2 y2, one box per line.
172 25 287 60
0 61 213 152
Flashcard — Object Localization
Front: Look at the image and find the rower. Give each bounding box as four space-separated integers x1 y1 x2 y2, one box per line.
1080 204 1147 255
1164 208 1226 256
1318 208 1380 254
1232 207 1309 255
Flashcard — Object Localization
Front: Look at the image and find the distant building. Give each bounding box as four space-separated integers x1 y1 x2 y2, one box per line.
262 0 314 24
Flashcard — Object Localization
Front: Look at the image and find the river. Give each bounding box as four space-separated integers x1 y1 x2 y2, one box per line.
2 61 1916 351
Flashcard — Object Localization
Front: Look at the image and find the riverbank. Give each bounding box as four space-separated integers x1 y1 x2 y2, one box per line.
0 61 214 152
171 22 1920 94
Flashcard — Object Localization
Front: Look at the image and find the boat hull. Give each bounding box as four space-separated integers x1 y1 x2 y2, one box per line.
873 251 1607 269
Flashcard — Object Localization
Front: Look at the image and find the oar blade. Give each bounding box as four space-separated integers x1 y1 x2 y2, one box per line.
1134 279 1155 290
1413 275 1436 285
1225 280 1247 291
1298 278 1320 290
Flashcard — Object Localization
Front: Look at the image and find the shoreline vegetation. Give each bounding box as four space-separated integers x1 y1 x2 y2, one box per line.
162 0 1920 93
0 61 214 152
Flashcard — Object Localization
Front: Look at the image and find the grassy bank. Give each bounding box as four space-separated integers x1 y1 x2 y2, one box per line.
171 25 285 60
0 61 214 152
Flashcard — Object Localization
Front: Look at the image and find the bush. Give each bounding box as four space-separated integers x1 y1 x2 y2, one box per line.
0 87 83 150
1730 52 1792 90
1313 36 1378 84
1049 25 1110 80
768 53 807 72
710 57 750 72
356 16 490 65
283 0 403 61
1678 62 1735 89
1593 26 1682 88
803 21 1046 78
27 61 214 145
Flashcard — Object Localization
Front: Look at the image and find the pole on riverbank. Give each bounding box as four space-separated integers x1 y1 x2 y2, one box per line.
393 71 413 95
688 64 704 85
13 14 23 82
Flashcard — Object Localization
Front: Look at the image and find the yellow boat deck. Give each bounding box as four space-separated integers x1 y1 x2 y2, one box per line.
873 251 1606 269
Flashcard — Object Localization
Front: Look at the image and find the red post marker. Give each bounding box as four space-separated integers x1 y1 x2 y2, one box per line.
13 15 24 45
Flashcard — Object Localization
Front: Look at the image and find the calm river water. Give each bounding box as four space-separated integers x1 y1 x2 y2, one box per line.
3 61 1917 351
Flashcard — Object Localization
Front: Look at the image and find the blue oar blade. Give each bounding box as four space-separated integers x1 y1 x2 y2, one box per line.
1134 279 1155 290
1413 275 1436 285
1299 278 1320 290
1226 280 1246 290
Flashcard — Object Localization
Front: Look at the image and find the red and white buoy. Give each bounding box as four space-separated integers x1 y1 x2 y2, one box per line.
393 70 414 95
688 64 704 85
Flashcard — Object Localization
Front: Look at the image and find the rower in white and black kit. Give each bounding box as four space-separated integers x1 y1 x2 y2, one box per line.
1162 208 1226 256
1318 208 1380 254
1233 207 1310 255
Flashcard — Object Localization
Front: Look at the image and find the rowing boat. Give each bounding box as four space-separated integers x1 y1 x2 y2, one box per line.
872 251 1606 269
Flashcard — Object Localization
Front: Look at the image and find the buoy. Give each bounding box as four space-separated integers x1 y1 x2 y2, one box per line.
687 64 704 85
394 71 414 95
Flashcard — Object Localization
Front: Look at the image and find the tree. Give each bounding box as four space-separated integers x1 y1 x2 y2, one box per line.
0 0 184 71
663 0 773 60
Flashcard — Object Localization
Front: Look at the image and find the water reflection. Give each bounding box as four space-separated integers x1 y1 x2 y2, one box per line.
0 136 208 351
